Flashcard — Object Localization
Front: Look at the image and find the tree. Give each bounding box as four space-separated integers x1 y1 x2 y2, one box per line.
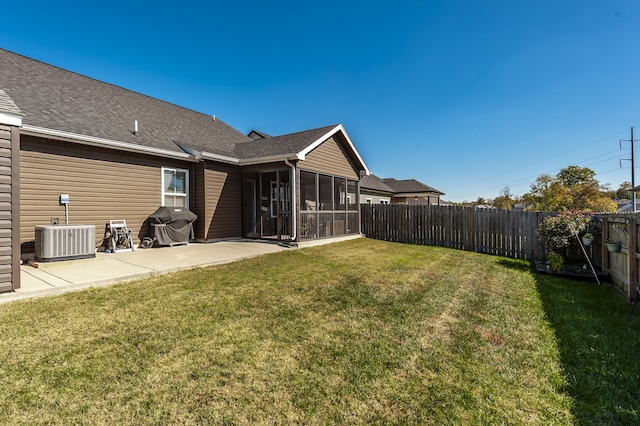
523 174 572 211
493 186 514 210
557 165 597 187
614 181 632 200
523 166 617 212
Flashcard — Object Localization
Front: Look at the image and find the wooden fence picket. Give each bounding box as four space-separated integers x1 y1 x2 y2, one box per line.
360 204 550 260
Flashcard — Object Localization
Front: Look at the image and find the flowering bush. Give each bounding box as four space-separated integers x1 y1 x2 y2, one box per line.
536 211 591 261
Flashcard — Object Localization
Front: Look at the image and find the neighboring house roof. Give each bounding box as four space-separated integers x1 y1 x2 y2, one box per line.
618 201 640 212
360 174 395 194
382 178 444 196
0 48 370 173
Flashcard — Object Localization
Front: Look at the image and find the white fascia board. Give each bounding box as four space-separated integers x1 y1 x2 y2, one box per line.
201 151 240 164
238 153 298 166
202 151 300 166
0 112 22 127
21 125 195 161
297 124 371 175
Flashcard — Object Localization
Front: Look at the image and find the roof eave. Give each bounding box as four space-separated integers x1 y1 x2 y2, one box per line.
393 191 445 197
237 153 299 166
0 112 22 127
21 125 196 161
361 188 395 196
201 151 241 164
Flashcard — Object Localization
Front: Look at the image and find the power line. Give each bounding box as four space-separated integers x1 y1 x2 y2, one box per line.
455 137 634 201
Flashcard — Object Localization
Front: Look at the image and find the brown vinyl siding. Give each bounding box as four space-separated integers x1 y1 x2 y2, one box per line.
20 136 194 246
191 162 206 240
201 162 242 240
0 124 17 291
300 136 359 180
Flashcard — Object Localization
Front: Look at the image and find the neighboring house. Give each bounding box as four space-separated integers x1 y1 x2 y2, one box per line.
0 48 371 291
360 175 444 205
615 198 638 212
359 174 394 205
617 199 640 212
382 178 444 205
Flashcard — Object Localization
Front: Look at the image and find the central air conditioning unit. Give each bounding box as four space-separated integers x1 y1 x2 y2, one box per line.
34 225 96 262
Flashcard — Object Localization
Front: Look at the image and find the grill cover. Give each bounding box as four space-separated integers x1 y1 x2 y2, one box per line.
148 207 197 246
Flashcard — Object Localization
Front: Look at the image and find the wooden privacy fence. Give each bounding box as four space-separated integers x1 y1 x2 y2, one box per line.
598 213 640 300
361 204 551 260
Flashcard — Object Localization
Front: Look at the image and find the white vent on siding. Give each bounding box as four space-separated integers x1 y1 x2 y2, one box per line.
35 225 96 262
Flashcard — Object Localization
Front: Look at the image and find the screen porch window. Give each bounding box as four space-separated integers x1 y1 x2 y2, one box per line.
162 167 189 207
299 170 359 240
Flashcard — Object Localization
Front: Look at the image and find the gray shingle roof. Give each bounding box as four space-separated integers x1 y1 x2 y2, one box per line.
0 88 22 116
0 49 370 172
248 129 271 140
360 174 395 193
234 125 337 159
382 178 444 195
0 49 252 156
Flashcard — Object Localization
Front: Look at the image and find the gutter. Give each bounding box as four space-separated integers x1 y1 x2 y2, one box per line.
201 151 241 165
21 125 195 161
284 158 297 241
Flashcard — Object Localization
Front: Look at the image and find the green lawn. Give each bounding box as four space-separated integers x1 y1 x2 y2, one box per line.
0 238 638 424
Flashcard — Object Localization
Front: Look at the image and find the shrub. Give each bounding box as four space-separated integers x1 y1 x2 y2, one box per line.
547 252 564 271
537 211 591 262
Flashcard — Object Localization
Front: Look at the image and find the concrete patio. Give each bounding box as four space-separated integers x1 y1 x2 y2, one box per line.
1 236 360 305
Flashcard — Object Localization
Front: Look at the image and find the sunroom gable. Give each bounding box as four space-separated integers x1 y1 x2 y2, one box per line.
299 132 361 180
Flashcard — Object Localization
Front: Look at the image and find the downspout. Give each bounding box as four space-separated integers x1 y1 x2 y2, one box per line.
284 158 297 241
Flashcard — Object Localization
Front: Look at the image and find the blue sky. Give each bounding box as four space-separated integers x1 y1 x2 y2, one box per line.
2 1 640 202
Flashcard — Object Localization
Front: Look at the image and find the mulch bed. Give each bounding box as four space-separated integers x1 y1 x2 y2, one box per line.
534 261 608 282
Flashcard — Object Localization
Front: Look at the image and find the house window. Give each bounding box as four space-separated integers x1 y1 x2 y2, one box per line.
366 198 372 205
162 167 189 207
381 199 390 205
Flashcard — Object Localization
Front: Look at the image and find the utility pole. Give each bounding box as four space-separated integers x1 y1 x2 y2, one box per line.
633 127 636 213
621 127 637 212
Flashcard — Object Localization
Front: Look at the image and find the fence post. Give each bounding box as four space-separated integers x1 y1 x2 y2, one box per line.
628 218 637 300
602 216 609 273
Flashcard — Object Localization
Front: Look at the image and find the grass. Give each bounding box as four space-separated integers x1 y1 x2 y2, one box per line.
0 238 637 424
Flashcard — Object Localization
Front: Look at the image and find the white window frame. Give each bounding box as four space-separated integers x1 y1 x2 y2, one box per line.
366 198 372 205
161 167 189 208
380 198 390 205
